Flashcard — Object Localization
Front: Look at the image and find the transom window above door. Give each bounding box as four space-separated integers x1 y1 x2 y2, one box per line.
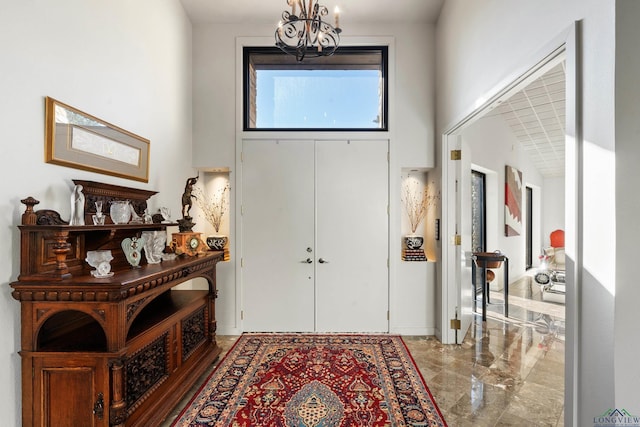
243 46 388 131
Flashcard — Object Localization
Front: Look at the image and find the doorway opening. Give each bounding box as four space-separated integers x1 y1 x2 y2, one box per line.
439 24 581 425
442 45 569 344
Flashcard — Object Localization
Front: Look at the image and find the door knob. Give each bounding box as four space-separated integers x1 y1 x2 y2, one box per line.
318 258 329 264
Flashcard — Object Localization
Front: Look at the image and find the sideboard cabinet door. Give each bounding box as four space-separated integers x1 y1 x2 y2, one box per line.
31 355 110 427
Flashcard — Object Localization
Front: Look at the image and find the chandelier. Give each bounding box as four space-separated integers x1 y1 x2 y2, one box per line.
275 0 342 61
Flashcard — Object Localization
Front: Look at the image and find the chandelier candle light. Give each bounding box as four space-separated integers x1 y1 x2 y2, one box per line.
276 0 341 61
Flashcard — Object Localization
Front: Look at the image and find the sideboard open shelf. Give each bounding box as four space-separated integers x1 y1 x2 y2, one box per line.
11 181 224 427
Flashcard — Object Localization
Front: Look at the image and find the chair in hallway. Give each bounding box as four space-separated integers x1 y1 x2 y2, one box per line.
535 229 566 303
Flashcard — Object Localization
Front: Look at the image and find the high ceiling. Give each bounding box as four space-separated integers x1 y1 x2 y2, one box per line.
489 63 566 178
180 0 445 25
180 0 565 179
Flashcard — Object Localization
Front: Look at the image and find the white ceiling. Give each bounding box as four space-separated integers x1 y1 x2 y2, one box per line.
180 0 445 25
487 63 566 178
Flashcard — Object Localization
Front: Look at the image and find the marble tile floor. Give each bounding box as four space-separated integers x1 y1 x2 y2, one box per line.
161 275 565 426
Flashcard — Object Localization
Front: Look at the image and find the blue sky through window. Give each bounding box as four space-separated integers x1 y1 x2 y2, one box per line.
256 69 381 128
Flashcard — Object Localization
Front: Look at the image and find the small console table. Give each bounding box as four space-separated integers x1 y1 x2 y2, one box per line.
472 252 509 321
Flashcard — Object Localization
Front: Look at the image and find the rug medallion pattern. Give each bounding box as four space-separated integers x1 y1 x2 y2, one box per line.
173 334 446 426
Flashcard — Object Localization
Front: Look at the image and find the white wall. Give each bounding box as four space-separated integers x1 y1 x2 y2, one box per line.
542 176 565 246
436 1 622 425
614 0 640 411
0 1 193 423
191 21 436 169
190 21 437 335
461 115 545 282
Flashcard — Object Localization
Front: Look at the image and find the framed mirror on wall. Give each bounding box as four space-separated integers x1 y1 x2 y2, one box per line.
44 96 150 182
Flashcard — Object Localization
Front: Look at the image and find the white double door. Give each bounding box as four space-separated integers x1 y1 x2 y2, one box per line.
241 139 389 332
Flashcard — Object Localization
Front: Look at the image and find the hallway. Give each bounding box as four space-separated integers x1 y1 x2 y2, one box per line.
162 276 565 426
406 274 565 425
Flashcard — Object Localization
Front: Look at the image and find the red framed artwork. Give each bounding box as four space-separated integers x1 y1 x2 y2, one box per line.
505 165 522 236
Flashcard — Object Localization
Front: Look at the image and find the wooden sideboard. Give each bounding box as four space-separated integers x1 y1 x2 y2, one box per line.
11 182 223 426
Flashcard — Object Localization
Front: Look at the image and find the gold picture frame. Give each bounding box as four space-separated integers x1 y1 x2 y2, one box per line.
45 96 150 182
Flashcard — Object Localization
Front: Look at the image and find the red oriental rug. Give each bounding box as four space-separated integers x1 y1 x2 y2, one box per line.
172 334 447 426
